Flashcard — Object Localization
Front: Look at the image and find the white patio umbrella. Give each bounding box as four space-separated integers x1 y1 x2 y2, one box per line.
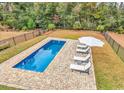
78 36 104 47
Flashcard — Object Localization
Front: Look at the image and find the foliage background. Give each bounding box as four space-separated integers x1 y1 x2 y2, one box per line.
0 2 124 33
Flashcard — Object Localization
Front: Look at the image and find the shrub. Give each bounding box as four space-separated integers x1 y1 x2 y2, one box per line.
22 26 28 31
5 18 16 28
47 23 56 30
27 18 36 29
81 22 87 30
15 16 28 30
73 21 82 30
97 25 105 32
116 26 124 34
87 22 96 30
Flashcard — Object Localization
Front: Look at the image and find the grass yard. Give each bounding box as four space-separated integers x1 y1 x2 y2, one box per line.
47 29 124 89
0 31 28 40
0 85 18 90
0 29 124 89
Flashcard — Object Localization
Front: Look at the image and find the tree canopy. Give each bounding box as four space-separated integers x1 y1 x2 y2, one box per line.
0 2 124 33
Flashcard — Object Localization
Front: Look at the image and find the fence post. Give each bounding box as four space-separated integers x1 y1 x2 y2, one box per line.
104 34 106 39
106 35 109 41
32 31 35 38
116 44 120 54
39 30 44 35
105 32 108 39
112 39 115 48
12 37 16 45
108 36 111 43
38 30 41 35
24 34 27 41
104 32 107 39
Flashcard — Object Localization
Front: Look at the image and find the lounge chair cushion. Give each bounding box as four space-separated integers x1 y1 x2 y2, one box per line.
70 62 91 71
76 47 90 53
73 54 90 61
77 44 88 49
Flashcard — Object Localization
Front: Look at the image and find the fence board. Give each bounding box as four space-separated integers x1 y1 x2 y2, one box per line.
109 38 114 46
0 37 15 46
112 40 119 52
117 46 124 62
105 33 108 38
25 33 34 40
106 35 110 41
14 34 25 44
34 31 40 37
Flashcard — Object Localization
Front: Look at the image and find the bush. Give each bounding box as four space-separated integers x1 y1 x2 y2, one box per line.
27 18 36 29
15 16 29 30
87 22 96 30
97 25 105 32
81 22 87 30
22 26 28 31
5 18 16 28
47 23 56 30
73 21 82 30
116 26 124 34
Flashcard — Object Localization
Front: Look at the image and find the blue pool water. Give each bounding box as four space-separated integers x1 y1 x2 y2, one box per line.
13 40 66 72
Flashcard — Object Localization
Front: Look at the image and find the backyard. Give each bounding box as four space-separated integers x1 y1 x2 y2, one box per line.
0 30 124 89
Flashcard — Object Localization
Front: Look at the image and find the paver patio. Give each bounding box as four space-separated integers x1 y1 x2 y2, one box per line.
0 37 96 90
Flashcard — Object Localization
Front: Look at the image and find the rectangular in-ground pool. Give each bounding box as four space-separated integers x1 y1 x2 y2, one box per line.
13 40 66 72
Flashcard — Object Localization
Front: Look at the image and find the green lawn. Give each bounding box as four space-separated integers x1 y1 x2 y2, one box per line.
0 35 46 89
0 85 18 90
0 30 124 90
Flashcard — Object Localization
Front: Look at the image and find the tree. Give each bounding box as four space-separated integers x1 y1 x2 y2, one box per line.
0 2 124 33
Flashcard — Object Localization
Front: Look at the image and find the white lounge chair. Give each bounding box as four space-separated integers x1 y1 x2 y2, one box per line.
76 47 90 53
73 53 90 62
77 44 88 49
70 62 91 74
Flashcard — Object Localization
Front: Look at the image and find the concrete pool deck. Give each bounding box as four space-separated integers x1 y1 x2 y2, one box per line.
0 37 96 90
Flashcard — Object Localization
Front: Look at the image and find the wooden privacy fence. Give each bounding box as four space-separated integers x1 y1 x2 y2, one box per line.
103 32 124 62
0 29 45 47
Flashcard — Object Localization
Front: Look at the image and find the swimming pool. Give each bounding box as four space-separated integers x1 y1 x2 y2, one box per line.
13 40 66 72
